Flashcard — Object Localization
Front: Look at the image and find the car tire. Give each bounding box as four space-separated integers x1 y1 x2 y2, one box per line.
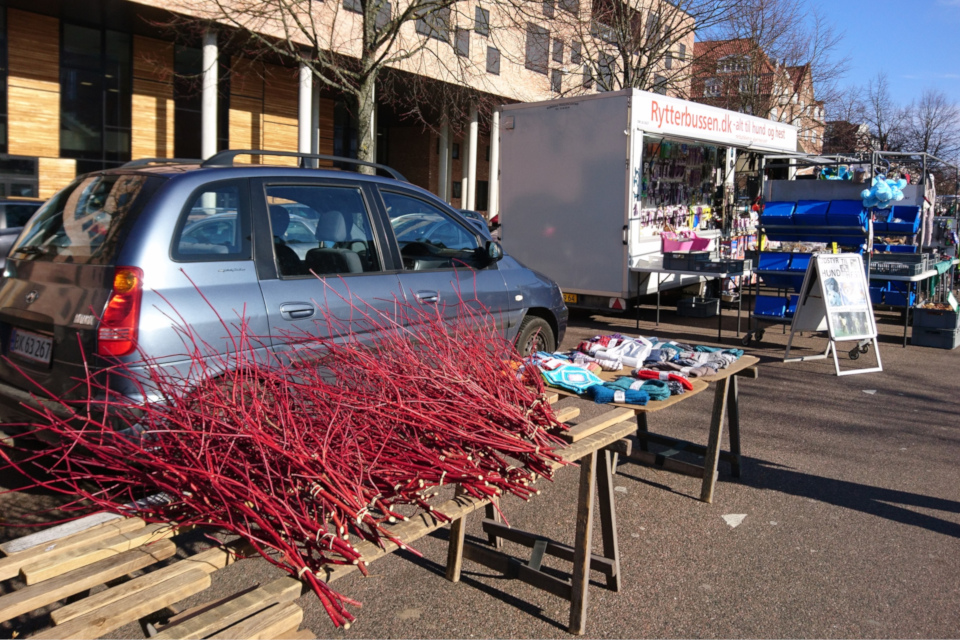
515 315 556 356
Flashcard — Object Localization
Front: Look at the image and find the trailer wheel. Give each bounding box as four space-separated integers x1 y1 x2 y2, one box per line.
860 344 870 354
756 329 765 342
741 334 752 347
849 348 860 360
515 316 556 356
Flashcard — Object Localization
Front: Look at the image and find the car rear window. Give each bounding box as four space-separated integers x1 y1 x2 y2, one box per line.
10 174 155 264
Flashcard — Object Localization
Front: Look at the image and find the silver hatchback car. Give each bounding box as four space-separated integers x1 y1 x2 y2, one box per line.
0 152 567 436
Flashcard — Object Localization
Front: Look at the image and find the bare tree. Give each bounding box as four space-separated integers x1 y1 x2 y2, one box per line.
861 72 910 152
905 88 960 161
170 0 482 165
693 0 847 141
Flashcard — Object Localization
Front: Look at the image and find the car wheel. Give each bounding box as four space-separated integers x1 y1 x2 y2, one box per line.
515 316 556 356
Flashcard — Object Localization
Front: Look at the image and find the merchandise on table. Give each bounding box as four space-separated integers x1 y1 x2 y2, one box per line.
526 333 745 405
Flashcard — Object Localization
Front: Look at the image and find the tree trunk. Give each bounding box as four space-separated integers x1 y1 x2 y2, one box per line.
356 74 377 172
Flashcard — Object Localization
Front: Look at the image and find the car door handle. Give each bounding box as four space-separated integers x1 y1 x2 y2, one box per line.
279 303 316 320
414 290 440 304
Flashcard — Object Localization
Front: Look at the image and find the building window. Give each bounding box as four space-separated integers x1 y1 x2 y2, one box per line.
543 0 555 18
645 12 659 39
0 157 38 198
571 41 582 64
173 45 230 160
452 142 460 159
583 66 593 90
559 0 580 14
552 40 564 64
653 75 666 95
455 28 470 57
665 52 672 70
475 6 490 36
60 23 132 173
678 43 686 61
416 5 450 42
475 180 489 211
551 69 562 93
704 77 721 97
344 0 362 13
486 46 500 75
0 7 7 155
525 24 549 74
739 76 757 94
452 181 462 199
598 52 614 90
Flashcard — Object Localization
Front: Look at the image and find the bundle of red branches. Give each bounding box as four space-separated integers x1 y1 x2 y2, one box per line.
0 285 566 627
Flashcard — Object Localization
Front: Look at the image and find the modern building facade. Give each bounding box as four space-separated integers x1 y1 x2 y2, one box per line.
0 0 693 209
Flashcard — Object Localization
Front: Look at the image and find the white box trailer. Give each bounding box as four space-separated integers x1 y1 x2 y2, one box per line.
498 89 798 311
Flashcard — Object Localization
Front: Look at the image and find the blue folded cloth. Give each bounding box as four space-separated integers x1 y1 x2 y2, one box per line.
586 384 649 405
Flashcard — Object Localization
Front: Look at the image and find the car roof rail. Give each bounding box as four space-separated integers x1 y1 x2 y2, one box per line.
200 150 407 181
121 158 203 168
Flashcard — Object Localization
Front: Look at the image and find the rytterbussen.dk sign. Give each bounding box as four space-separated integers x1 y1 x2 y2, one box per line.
632 89 799 153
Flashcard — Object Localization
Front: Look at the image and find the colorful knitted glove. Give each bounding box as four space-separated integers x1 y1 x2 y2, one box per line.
632 368 694 390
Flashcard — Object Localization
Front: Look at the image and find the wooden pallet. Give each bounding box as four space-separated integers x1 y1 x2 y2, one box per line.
0 518 315 639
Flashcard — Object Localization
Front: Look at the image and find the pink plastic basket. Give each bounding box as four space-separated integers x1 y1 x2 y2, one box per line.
662 231 711 252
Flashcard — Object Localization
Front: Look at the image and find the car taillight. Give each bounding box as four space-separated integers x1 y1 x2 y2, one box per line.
98 266 143 357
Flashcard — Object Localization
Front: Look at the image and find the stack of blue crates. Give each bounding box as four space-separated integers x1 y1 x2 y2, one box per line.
759 199 868 244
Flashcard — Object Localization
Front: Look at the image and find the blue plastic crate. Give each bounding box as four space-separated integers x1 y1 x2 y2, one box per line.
884 291 916 307
757 252 791 271
754 295 788 318
886 244 918 253
787 254 812 272
793 200 830 226
785 295 799 317
869 287 885 305
885 206 921 234
827 200 866 227
760 201 797 228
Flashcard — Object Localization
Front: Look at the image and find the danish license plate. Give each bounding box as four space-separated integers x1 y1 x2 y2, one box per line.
9 328 53 365
562 292 579 304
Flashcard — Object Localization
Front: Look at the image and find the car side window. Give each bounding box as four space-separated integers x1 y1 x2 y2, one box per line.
264 184 382 277
381 191 482 270
173 183 251 261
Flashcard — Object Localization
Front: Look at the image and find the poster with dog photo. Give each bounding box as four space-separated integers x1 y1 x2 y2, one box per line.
817 254 876 342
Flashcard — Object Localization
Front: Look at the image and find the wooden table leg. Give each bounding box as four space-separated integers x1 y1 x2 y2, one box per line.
445 488 468 582
569 451 597 635
636 412 649 452
700 377 729 504
484 499 503 549
726 375 742 478
595 450 621 592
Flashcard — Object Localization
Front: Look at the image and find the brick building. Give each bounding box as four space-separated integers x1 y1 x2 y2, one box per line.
689 38 824 155
0 0 693 211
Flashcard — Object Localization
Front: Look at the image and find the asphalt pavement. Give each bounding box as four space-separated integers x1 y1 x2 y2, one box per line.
2 299 959 639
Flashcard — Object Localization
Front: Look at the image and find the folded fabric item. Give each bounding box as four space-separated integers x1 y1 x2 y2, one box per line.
572 352 597 367
608 376 647 391
724 348 745 359
638 380 671 401
694 345 722 353
647 362 685 372
666 380 686 395
597 336 654 368
664 341 696 353
633 368 694 390
585 362 603 373
643 348 671 364
596 355 623 371
541 364 604 393
681 365 714 378
586 383 649 405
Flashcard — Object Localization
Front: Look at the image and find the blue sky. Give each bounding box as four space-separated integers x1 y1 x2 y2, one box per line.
813 0 960 106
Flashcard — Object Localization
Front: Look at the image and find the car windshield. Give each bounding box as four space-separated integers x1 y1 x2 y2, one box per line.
11 174 156 264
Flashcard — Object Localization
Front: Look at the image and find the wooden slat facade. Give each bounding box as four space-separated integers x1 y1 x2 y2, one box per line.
131 36 175 160
38 157 76 199
7 9 60 159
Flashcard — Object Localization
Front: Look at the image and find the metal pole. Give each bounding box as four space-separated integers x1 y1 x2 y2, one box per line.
298 62 313 166
467 106 479 211
438 117 450 202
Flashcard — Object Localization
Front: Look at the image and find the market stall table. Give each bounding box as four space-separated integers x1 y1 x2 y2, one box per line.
548 355 759 503
870 267 943 347
630 257 752 342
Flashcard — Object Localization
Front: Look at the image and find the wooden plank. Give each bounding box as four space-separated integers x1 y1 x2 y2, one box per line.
262 120 300 166
209 601 303 640
595 450 621 591
568 450 596 635
152 577 301 640
132 90 175 159
479 520 615 577
0 539 175 624
38 157 77 200
262 63 299 120
231 57 265 99
554 405 580 424
727 374 743 478
133 35 174 83
444 488 467 583
278 629 316 640
700 377 730 504
51 540 250 625
0 518 144 580
461 542 572 601
20 522 177 585
560 408 635 443
545 392 560 405
29 568 211 640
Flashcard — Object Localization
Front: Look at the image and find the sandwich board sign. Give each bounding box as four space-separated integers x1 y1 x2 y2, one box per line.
784 253 882 376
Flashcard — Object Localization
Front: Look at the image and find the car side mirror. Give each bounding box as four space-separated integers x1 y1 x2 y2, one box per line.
485 240 504 264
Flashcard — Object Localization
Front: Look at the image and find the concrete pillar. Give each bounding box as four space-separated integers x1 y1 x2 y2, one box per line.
298 62 312 166
461 134 470 208
466 106 479 211
201 30 218 160
438 118 450 202
311 77 320 158
488 109 500 220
